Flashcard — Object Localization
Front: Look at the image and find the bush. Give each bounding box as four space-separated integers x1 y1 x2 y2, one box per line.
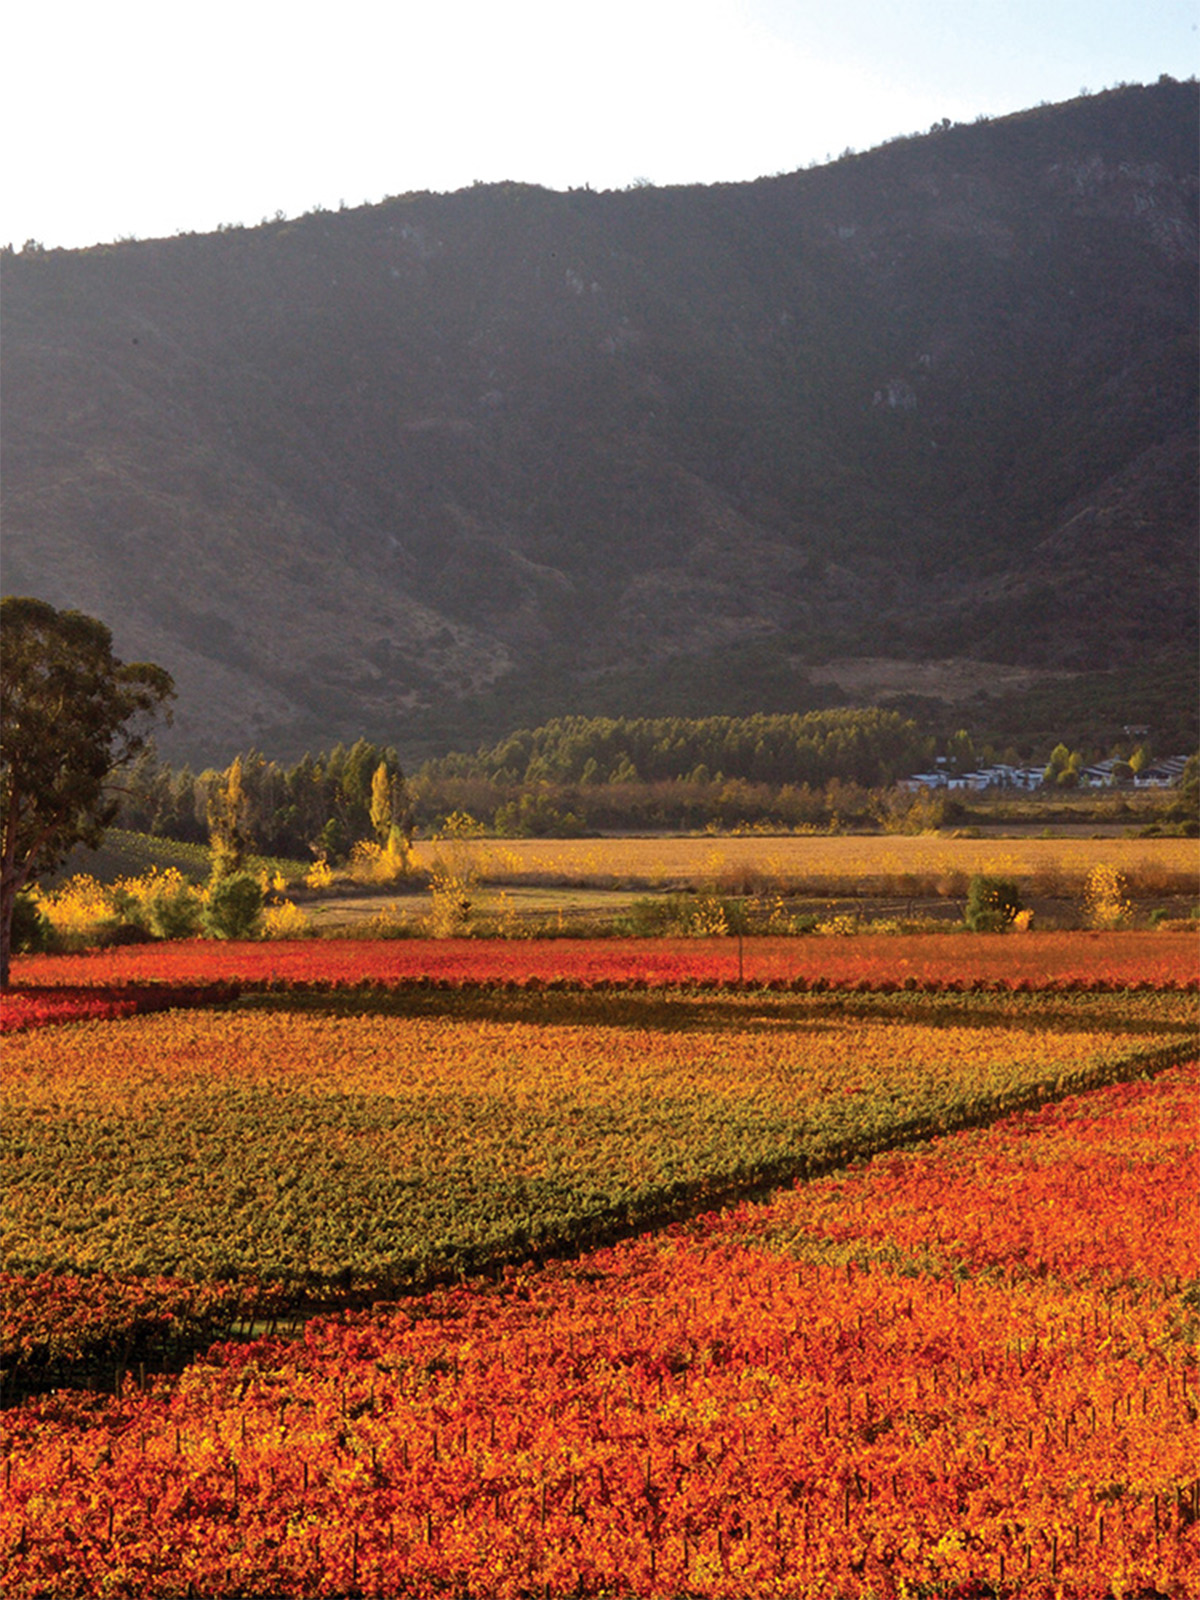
263 899 312 938
34 874 121 948
106 882 154 938
622 893 728 936
305 856 334 890
965 874 1023 932
348 836 411 885
202 873 264 940
1083 864 1130 929
11 891 52 954
429 867 473 938
143 870 203 939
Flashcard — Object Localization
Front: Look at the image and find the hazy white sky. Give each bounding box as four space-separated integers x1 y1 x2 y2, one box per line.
3 0 1197 250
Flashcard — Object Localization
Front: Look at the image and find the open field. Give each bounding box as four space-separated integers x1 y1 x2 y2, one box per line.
296 884 648 934
51 828 1199 906
410 833 1200 898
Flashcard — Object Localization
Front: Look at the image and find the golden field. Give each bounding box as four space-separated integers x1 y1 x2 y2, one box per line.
411 832 1199 898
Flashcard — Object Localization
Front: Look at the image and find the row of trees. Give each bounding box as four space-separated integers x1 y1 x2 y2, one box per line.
120 739 413 864
112 724 1180 854
408 773 951 837
107 712 930 854
1042 742 1150 787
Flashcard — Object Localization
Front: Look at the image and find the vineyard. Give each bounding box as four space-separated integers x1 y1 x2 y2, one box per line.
1 933 1197 1597
4 929 1198 1021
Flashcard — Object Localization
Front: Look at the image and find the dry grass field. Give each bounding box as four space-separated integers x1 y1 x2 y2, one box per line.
410 833 1199 900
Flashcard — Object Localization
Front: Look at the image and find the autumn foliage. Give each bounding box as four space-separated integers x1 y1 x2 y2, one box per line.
4 987 1194 1299
1 933 1197 1597
2 1065 1197 1597
3 930 1197 1034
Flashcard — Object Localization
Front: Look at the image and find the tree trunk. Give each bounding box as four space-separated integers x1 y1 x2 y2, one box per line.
0 871 15 990
1 798 34 991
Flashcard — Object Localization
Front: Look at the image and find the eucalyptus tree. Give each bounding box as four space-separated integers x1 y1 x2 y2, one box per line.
0 597 173 986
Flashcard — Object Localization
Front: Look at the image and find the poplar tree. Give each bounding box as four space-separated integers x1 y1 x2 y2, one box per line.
206 756 254 879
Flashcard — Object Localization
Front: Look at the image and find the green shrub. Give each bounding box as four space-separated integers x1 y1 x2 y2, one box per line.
11 891 53 954
146 877 204 939
965 874 1023 932
106 884 153 937
202 873 264 940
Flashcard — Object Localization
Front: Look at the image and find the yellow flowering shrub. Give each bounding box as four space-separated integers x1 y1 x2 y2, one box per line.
1084 864 1131 929
304 856 334 891
262 899 312 939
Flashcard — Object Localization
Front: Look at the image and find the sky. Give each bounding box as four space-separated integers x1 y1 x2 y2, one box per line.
3 0 1197 252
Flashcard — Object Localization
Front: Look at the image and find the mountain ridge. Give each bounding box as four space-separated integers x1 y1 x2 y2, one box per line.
2 80 1196 762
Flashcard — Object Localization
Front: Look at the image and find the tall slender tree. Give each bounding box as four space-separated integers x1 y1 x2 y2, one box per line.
206 755 254 879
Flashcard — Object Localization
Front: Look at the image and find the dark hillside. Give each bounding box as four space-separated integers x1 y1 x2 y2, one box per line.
2 81 1195 761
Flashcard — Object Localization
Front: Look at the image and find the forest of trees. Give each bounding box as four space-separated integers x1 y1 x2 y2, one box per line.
424 710 932 790
114 712 933 853
408 710 938 836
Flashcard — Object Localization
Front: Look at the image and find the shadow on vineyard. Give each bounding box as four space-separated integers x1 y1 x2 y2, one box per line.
5 987 1194 1408
232 982 1200 1041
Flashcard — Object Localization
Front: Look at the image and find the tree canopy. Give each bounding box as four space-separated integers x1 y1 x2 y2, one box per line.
426 709 930 790
0 597 174 985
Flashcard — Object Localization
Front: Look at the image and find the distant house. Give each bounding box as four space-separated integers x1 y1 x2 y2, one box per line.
898 753 1190 795
898 763 1043 793
986 764 1043 790
1081 757 1125 786
1135 755 1190 787
954 772 995 791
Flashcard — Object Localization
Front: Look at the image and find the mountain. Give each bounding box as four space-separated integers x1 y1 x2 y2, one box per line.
2 81 1196 763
